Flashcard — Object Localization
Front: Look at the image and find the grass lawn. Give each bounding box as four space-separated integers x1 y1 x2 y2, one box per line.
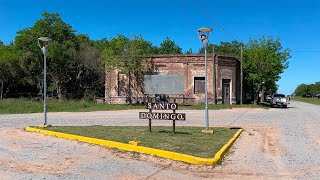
292 97 320 105
0 98 266 114
41 126 239 158
0 98 144 114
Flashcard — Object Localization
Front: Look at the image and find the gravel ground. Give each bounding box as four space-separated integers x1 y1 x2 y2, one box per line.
0 101 319 179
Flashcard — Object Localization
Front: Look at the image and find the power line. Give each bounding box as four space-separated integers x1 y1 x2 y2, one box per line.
182 0 199 37
193 0 239 41
191 0 243 57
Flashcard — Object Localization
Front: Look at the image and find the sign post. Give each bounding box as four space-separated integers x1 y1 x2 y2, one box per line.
139 102 186 133
142 75 186 133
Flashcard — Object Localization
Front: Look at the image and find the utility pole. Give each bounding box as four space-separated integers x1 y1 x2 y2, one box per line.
212 46 216 104
240 44 243 104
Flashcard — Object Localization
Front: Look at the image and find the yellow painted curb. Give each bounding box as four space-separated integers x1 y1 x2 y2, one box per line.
25 127 243 165
128 141 141 146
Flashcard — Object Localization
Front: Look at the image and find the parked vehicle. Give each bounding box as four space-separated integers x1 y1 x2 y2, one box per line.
270 94 289 108
265 95 272 102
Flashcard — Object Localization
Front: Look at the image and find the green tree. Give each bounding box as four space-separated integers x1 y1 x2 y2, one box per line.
201 37 290 104
15 12 78 99
101 35 156 103
200 40 242 57
244 36 290 103
294 82 320 96
0 44 22 98
158 37 182 54
69 34 105 99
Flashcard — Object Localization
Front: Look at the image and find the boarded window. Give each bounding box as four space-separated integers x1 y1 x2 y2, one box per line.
118 73 128 96
194 77 205 94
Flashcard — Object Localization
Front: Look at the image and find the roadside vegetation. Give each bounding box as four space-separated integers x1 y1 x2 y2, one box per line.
0 98 144 114
38 126 239 158
0 98 266 114
1 12 290 106
294 82 320 98
292 97 320 105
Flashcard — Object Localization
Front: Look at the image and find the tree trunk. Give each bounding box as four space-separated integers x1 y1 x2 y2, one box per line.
254 88 259 105
0 80 3 99
57 82 62 100
254 93 259 104
128 71 132 104
261 88 265 102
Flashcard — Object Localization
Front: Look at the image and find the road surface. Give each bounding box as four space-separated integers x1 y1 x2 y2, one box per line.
0 101 319 179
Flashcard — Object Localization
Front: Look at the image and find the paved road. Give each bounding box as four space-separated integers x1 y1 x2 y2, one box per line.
0 101 319 179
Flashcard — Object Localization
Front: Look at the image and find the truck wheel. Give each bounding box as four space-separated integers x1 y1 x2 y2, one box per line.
282 105 287 108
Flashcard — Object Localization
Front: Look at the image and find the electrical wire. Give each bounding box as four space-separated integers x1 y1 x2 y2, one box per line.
182 0 201 37
193 0 239 41
191 0 244 57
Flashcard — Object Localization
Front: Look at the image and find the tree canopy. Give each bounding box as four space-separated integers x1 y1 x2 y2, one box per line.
158 37 182 54
0 12 292 104
203 37 290 103
294 82 320 96
0 44 22 98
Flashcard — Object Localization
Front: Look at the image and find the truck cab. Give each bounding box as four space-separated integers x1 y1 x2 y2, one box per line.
270 94 289 108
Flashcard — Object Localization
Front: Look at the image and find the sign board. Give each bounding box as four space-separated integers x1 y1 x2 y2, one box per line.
144 75 184 94
146 102 178 110
139 102 186 133
139 112 186 121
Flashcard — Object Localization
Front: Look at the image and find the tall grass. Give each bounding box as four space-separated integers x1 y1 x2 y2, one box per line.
0 98 144 114
0 98 266 114
292 97 320 105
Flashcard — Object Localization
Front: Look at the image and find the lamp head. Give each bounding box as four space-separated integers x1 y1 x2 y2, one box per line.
38 37 51 56
198 27 213 49
38 37 51 42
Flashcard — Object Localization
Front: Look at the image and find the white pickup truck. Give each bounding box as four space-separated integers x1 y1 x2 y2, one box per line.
270 94 289 108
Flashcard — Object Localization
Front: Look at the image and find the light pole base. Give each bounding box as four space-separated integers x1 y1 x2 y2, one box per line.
38 124 52 128
202 129 214 134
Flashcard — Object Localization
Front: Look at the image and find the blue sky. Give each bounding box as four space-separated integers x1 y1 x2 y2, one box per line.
1 0 320 95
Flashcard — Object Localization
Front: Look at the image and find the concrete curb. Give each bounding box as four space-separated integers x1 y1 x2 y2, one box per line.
25 127 243 165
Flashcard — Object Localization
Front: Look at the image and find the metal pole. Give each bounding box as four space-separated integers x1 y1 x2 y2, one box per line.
205 48 209 131
240 44 243 104
212 46 216 104
43 53 47 125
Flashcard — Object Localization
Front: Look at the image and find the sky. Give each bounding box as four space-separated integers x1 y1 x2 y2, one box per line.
1 0 320 95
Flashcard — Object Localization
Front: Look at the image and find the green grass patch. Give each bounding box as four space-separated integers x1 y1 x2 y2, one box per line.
0 98 266 114
40 126 239 158
292 97 320 105
179 103 266 110
0 98 144 114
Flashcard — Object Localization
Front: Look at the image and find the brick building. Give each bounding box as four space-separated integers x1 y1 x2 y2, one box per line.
105 54 241 104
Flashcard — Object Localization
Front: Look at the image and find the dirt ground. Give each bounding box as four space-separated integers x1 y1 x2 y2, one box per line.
0 126 290 179
0 101 320 179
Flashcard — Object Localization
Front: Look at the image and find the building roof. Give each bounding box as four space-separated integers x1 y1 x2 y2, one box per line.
145 53 240 63
146 53 237 59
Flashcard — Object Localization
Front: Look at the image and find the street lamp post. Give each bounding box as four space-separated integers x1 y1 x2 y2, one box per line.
38 37 51 125
198 27 213 132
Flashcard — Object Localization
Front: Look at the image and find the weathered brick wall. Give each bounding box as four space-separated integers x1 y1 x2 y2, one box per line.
216 56 239 104
105 54 240 104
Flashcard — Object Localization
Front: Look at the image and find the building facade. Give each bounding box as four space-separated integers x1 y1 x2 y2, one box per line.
105 54 241 104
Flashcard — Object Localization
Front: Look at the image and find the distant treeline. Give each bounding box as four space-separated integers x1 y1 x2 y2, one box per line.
294 82 320 97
